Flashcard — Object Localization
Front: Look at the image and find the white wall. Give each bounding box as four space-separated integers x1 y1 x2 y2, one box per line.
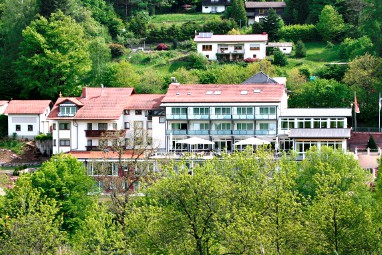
8 115 39 139
196 42 218 60
0 103 8 115
202 5 226 13
152 116 166 151
243 42 267 59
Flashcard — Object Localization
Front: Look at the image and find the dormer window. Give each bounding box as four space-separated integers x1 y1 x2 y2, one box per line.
58 103 77 117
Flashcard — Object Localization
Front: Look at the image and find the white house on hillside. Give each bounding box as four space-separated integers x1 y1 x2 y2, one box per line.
194 33 268 61
202 0 231 13
4 100 52 139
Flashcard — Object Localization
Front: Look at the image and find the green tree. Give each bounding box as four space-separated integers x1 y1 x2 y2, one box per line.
316 5 346 42
17 11 91 100
360 0 382 56
29 154 96 235
0 178 65 254
298 147 378 254
367 134 378 150
103 60 140 88
72 203 127 254
288 78 352 108
88 37 111 86
128 11 150 38
230 0 247 27
295 40 307 58
273 48 288 66
339 36 375 60
343 54 382 124
262 8 284 42
216 64 248 84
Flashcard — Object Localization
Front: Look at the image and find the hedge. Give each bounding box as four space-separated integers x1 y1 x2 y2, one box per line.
280 24 320 42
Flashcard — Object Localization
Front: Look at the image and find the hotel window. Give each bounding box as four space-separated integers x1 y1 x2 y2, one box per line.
259 123 269 130
215 107 231 115
195 123 209 130
330 118 345 128
134 121 143 129
281 118 295 129
237 123 254 130
59 139 70 146
52 123 56 130
87 123 92 130
297 118 312 128
250 44 260 51
147 121 152 129
193 107 209 115
172 123 187 130
313 118 328 128
215 123 231 130
237 107 253 115
259 107 276 115
171 107 187 115
159 116 165 123
135 110 142 115
202 45 212 51
59 123 70 130
28 125 33 131
234 45 243 51
58 104 77 117
98 123 107 130
124 122 130 129
15 125 21 131
124 110 130 115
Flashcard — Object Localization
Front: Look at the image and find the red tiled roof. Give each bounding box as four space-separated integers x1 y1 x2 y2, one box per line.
161 84 285 103
68 150 146 159
4 100 52 114
194 34 268 42
0 101 8 106
125 94 165 110
48 87 134 120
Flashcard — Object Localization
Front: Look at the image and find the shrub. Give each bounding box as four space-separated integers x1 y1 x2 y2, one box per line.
339 36 375 60
298 66 310 80
279 24 319 42
188 53 208 70
156 43 169 51
35 133 52 141
295 40 306 58
367 134 378 150
178 40 196 51
273 49 288 66
109 43 125 58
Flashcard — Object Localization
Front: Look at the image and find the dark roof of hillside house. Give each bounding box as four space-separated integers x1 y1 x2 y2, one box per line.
245 2 286 8
242 72 279 84
202 0 231 6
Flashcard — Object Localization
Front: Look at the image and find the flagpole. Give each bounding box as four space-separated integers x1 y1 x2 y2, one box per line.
354 92 357 131
379 92 381 132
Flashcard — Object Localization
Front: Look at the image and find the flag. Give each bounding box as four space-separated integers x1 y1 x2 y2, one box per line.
354 94 360 113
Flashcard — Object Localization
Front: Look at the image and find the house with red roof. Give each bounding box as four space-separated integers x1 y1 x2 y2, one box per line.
161 83 288 152
48 87 165 156
194 33 268 61
4 100 52 139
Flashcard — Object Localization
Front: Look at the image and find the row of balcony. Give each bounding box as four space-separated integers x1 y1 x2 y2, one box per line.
166 130 276 135
85 130 126 138
166 114 277 120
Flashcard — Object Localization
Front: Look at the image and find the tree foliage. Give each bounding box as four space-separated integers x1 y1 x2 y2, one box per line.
230 0 247 27
17 11 91 100
316 5 346 42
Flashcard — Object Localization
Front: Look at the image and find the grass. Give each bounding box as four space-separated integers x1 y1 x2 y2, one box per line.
0 138 24 154
151 13 221 26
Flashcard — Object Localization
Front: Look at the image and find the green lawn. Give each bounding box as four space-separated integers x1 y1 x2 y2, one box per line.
151 13 221 26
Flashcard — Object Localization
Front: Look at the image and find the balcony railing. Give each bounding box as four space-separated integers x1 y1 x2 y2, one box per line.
210 130 232 135
188 114 209 120
166 114 187 120
256 114 277 120
232 130 255 135
85 130 126 137
210 114 232 120
232 114 255 120
166 130 187 135
188 130 209 135
166 130 277 136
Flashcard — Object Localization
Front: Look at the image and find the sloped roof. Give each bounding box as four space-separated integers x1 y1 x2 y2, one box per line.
289 128 351 138
280 108 352 117
194 34 268 42
242 71 279 84
161 83 285 103
125 94 165 110
267 42 293 47
245 2 286 8
202 0 231 5
48 87 134 120
0 101 8 106
4 100 52 114
68 150 145 159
